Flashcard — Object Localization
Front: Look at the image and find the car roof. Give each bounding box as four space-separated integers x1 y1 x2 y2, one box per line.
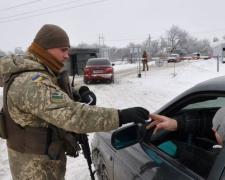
155 76 225 114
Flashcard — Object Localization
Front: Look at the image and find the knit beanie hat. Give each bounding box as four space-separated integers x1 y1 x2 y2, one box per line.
33 24 70 49
213 107 225 140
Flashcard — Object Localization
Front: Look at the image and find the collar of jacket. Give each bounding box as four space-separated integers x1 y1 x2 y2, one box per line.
28 42 64 75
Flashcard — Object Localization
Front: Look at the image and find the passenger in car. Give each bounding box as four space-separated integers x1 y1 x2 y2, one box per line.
146 107 225 152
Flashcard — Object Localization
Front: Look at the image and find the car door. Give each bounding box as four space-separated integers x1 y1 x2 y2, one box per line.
113 92 225 180
113 142 198 180
146 92 225 179
208 145 225 179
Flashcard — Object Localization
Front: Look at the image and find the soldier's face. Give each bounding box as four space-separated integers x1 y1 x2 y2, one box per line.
47 47 69 63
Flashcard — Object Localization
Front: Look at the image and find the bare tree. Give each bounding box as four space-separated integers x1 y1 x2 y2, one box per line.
7 51 14 55
76 42 90 48
14 47 25 55
166 25 189 50
0 49 6 56
166 25 180 48
197 39 212 55
185 36 198 54
150 40 160 57
158 36 169 56
213 37 219 42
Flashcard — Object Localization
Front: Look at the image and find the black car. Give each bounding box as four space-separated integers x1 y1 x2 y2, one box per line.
91 76 225 180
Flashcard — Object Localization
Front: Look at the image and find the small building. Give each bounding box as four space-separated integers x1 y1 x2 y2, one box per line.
64 48 99 76
213 41 225 63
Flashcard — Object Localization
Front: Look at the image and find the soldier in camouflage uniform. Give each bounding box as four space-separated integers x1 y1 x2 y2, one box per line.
0 24 149 180
142 51 149 71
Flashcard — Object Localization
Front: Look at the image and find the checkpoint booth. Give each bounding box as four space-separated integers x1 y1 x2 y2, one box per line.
64 48 99 76
213 41 225 63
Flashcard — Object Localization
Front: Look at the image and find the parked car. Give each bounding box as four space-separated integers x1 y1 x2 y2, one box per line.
192 52 201 59
91 76 225 180
83 58 114 84
167 53 181 62
192 52 210 60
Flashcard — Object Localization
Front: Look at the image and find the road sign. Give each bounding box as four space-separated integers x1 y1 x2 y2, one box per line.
130 47 142 54
155 59 164 67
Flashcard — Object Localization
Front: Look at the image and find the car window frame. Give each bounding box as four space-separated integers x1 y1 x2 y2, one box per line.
143 91 225 179
145 92 225 143
158 92 225 117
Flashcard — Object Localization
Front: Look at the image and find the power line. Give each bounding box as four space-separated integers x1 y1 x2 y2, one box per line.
106 37 146 41
191 28 225 35
71 27 225 44
0 0 41 11
0 0 85 21
0 0 108 24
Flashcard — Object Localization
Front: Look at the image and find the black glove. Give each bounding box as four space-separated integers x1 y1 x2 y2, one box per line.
118 107 149 126
79 86 97 105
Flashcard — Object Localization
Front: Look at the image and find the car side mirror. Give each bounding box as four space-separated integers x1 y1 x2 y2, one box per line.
111 124 139 150
112 63 115 66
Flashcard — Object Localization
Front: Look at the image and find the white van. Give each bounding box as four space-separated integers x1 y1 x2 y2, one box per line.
168 53 180 62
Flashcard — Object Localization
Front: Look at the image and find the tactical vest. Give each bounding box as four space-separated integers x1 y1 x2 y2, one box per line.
0 70 80 160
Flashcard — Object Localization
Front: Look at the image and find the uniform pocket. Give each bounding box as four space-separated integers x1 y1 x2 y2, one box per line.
0 108 7 139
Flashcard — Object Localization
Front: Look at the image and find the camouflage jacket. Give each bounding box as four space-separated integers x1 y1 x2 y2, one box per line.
142 52 148 59
0 52 119 180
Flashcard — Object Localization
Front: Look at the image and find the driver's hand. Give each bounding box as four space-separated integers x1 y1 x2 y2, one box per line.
146 114 178 134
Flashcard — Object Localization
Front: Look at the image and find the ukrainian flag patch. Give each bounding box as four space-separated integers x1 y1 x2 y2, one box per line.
32 75 42 82
51 92 64 102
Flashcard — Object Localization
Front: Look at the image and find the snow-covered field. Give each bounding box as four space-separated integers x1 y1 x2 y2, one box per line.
0 59 225 179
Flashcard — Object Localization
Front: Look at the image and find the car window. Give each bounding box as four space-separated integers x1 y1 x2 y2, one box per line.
170 54 178 57
86 59 110 66
182 97 225 110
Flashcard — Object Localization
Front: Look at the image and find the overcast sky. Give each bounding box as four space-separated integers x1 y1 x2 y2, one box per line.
1 0 225 52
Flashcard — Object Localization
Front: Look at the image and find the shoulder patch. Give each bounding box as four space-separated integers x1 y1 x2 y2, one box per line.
32 75 42 82
51 92 64 102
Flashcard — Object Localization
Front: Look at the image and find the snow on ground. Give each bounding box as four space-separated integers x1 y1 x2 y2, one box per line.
0 58 225 179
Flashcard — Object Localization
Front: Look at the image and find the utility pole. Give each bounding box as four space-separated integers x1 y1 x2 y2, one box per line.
98 34 104 46
99 34 101 47
102 34 104 46
98 34 105 57
148 34 151 57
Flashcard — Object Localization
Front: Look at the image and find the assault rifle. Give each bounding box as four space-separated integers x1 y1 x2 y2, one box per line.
57 70 95 180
